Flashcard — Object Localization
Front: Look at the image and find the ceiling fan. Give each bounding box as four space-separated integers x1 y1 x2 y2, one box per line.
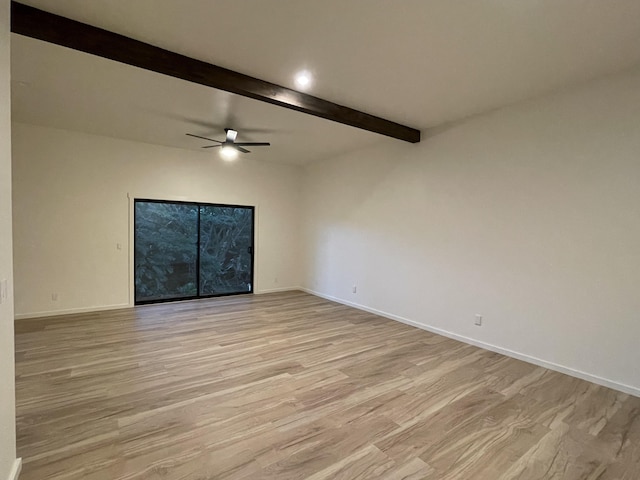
186 128 270 159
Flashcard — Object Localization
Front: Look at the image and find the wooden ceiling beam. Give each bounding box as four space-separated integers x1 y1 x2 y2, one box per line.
11 1 421 143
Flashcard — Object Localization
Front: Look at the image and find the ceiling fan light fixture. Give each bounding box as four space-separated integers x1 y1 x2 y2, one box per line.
226 129 238 142
220 145 238 161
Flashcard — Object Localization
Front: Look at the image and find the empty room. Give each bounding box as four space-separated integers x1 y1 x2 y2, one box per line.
2 1 640 479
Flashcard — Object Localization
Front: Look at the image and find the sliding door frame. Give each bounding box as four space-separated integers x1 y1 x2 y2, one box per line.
133 198 255 305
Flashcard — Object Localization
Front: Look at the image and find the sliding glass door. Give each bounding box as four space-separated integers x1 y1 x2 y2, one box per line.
134 200 254 304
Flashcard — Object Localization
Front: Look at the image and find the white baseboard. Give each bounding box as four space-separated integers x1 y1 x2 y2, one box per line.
255 286 302 295
300 287 640 398
6 458 21 480
14 303 130 320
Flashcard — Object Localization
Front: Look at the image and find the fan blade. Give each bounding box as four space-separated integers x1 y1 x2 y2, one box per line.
186 133 223 143
202 145 222 149
233 142 271 147
236 146 251 154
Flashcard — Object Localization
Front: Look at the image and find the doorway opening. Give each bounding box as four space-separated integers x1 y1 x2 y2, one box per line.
134 199 254 304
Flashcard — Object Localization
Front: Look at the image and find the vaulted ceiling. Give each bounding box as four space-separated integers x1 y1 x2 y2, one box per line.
11 0 640 164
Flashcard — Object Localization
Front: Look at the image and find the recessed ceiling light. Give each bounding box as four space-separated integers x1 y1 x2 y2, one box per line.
220 145 238 161
294 70 313 90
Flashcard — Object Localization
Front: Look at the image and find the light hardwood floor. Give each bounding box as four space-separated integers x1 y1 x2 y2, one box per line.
14 291 640 479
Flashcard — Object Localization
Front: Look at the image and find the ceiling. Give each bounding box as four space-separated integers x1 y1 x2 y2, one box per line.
11 0 640 165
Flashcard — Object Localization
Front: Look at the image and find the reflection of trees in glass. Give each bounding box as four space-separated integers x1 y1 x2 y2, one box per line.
135 202 198 301
134 201 253 302
200 207 252 295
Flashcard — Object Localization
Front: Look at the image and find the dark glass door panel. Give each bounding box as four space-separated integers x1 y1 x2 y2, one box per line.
134 200 254 305
134 201 198 303
199 206 253 296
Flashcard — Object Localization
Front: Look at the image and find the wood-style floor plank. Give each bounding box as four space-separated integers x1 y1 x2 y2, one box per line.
14 291 640 479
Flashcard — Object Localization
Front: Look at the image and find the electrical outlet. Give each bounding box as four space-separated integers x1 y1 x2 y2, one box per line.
352 285 357 294
475 314 482 326
52 293 58 301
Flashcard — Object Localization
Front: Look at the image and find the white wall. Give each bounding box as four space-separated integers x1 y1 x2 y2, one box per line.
12 123 302 318
302 68 640 395
0 1 18 479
